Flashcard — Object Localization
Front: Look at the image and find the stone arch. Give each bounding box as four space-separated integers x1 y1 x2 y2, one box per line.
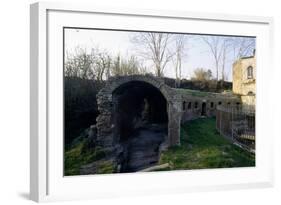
96 75 181 150
113 81 168 143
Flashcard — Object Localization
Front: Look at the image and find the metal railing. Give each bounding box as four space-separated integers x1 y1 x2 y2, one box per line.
216 105 255 153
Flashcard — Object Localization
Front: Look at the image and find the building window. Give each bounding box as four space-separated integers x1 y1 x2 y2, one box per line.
247 66 253 79
210 102 214 108
195 102 198 109
218 101 222 105
188 102 192 109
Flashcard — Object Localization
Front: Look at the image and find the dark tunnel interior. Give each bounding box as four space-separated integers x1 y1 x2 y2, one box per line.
113 81 168 142
112 81 168 172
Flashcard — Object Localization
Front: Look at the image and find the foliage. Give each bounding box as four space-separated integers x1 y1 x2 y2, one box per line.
201 36 255 82
64 48 149 147
65 47 96 80
64 77 104 146
163 77 232 92
64 140 95 176
159 118 255 170
110 54 147 76
191 68 213 82
65 46 148 81
64 139 107 176
130 32 174 77
189 68 217 91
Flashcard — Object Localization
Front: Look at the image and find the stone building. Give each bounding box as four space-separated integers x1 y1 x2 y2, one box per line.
216 52 256 153
232 51 256 107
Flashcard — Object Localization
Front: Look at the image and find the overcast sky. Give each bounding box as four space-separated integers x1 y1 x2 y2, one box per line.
64 28 255 82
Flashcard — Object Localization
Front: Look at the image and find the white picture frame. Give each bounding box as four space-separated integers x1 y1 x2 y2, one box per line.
30 2 274 202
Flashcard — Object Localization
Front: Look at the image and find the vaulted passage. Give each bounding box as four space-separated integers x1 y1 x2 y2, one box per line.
112 81 168 172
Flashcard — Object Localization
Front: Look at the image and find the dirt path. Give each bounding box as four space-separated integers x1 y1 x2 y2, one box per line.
124 124 166 172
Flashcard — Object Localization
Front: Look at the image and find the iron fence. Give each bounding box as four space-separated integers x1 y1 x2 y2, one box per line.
216 105 255 153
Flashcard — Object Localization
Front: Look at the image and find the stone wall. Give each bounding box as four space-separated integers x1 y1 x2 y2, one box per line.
241 95 256 107
178 89 241 123
86 75 182 174
96 75 181 148
81 75 242 174
96 75 242 149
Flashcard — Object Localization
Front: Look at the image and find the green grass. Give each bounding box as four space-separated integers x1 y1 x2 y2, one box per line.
159 118 255 171
64 140 107 176
65 118 255 175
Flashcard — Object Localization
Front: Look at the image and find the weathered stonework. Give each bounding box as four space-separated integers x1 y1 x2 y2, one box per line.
167 99 182 145
96 74 241 147
232 53 256 109
96 74 180 147
81 74 242 174
233 55 256 95
215 53 256 153
179 89 241 123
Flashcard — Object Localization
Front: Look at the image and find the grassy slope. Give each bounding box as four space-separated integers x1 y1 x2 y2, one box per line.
159 118 255 171
65 117 255 175
64 140 96 175
64 140 110 175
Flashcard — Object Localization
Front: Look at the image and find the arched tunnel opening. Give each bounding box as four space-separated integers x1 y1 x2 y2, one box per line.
112 81 168 172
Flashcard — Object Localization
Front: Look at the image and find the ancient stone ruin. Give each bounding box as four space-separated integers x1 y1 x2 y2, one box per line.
80 74 241 174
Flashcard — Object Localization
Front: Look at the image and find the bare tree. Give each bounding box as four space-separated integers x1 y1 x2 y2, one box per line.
201 36 224 82
93 49 112 81
65 47 95 79
65 46 112 81
220 38 233 82
202 36 255 84
131 32 174 77
230 37 255 60
172 35 187 87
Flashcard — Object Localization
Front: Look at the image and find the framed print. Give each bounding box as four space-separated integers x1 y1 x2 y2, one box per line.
30 2 274 202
